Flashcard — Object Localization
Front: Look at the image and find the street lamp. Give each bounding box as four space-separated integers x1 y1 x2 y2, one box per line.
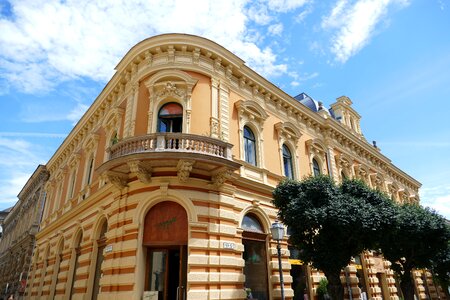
271 220 285 300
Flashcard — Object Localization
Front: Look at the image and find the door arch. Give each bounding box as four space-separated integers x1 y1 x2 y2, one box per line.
144 201 188 300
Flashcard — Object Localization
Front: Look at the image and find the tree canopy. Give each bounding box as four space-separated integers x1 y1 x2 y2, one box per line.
273 175 450 300
273 176 396 300
379 204 450 300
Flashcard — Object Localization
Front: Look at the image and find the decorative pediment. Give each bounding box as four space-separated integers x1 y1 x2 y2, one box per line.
274 122 302 145
144 69 198 102
82 133 100 153
68 153 81 169
102 106 124 131
372 173 386 191
335 153 353 178
354 164 370 182
306 139 326 158
235 100 268 128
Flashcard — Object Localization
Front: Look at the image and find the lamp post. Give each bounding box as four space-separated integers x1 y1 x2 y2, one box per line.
271 220 285 300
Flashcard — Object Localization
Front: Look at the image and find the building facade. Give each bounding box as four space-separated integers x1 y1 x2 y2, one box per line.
23 34 437 300
0 165 49 299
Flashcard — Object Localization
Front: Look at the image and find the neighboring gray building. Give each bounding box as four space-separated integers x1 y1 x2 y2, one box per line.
0 165 49 299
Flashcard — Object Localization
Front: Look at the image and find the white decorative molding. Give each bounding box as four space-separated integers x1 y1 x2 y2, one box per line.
306 139 328 174
144 69 198 134
211 167 233 187
177 159 195 183
274 122 302 146
127 160 152 184
105 171 128 190
235 99 268 129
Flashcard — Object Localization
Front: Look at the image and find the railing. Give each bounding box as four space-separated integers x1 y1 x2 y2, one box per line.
108 133 233 161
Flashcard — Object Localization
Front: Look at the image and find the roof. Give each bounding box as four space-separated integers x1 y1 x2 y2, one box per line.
294 92 335 118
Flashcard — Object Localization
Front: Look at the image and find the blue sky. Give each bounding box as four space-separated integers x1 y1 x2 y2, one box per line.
0 0 449 218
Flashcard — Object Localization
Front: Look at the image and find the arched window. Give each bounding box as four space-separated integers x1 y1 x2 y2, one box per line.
38 245 50 297
244 126 257 166
67 170 76 201
110 131 119 145
50 240 64 299
283 144 294 179
341 171 347 180
312 159 321 176
68 232 83 300
86 157 94 185
157 102 183 133
92 221 108 300
242 213 268 300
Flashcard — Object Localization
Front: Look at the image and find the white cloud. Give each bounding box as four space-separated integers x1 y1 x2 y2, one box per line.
0 132 67 138
322 0 410 63
295 6 313 23
0 0 311 93
0 137 49 207
420 184 450 219
265 0 310 13
268 23 284 36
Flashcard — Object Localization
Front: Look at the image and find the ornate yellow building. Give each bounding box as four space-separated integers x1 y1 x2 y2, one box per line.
24 34 436 300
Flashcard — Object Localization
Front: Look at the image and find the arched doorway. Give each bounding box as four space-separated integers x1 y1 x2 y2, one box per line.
242 213 269 300
144 201 188 300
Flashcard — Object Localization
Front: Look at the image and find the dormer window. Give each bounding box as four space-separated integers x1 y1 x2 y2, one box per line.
158 102 183 133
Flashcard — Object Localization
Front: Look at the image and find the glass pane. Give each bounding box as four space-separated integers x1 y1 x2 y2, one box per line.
159 103 183 116
242 215 264 233
313 159 321 176
243 239 269 300
244 126 255 140
283 146 293 179
245 138 256 165
149 251 166 293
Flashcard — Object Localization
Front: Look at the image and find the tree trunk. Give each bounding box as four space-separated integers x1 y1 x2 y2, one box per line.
400 269 416 300
325 271 344 300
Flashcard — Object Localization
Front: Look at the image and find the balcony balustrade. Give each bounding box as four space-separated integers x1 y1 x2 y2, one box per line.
97 133 240 188
108 133 233 161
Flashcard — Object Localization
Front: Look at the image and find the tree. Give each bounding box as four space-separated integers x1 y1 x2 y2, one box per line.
431 242 450 299
378 204 450 300
273 176 395 300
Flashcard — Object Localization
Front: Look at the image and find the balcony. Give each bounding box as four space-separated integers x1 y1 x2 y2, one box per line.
98 133 241 188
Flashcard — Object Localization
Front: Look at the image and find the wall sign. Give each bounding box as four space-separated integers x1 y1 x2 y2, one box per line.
223 242 236 249
104 245 113 253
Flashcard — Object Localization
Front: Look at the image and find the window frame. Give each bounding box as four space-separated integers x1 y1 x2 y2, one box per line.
312 158 321 176
157 102 184 133
243 125 257 166
282 144 294 179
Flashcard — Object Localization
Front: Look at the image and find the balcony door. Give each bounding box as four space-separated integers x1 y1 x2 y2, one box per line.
158 102 183 133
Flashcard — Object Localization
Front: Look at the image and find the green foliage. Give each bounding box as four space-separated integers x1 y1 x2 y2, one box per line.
378 204 450 300
431 242 450 297
379 204 450 274
273 176 394 274
273 176 395 300
317 278 329 296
